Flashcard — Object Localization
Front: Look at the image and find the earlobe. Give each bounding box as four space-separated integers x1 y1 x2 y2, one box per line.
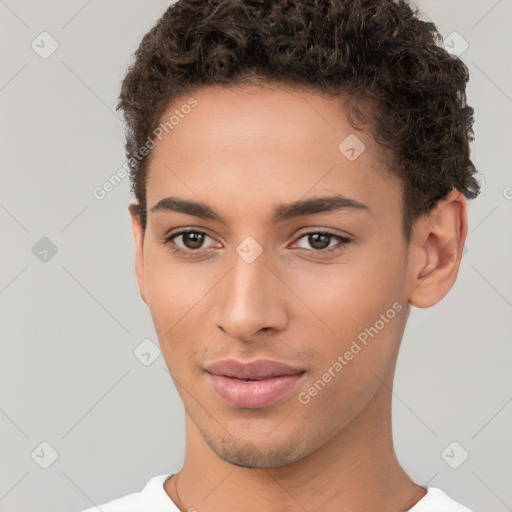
408 189 468 308
129 203 148 306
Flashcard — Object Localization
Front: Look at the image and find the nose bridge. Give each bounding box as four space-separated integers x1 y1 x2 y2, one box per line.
214 237 286 340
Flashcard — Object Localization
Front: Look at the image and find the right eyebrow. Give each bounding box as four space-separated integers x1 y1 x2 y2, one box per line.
149 196 222 221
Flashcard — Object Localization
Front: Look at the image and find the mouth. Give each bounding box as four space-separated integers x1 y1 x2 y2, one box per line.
204 358 306 409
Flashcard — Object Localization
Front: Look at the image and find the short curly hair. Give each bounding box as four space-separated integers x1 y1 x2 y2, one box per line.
117 0 481 242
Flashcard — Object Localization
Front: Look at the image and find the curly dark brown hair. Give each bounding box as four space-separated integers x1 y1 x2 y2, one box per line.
117 0 481 242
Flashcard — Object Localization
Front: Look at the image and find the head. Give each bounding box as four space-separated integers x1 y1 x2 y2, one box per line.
118 0 480 468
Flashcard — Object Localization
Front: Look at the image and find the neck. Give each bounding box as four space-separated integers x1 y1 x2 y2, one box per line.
165 368 426 512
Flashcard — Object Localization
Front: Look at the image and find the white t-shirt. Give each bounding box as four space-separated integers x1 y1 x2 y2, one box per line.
79 473 473 512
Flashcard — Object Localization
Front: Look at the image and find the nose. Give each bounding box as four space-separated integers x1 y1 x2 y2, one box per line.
213 247 288 342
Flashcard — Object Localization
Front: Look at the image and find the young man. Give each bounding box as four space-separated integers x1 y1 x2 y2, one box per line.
82 0 480 510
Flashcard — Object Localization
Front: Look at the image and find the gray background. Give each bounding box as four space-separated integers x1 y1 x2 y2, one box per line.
1 1 511 511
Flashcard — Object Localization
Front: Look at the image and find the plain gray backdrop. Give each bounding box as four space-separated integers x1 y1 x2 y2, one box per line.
1 1 511 511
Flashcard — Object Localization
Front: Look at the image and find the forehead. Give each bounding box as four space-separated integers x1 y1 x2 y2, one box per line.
145 84 402 225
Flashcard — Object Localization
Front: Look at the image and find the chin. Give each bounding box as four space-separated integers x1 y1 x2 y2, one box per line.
203 432 310 469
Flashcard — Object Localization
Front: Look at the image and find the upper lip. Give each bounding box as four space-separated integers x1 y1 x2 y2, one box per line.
204 359 305 380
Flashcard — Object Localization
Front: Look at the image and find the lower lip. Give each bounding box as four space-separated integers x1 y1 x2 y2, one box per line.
207 373 305 409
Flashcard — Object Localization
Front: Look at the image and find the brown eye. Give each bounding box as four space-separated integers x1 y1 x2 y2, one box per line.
164 230 209 250
293 230 352 256
164 229 220 259
307 233 331 250
180 231 206 249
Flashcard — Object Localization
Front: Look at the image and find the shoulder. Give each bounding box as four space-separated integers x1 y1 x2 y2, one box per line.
78 473 177 512
409 486 473 512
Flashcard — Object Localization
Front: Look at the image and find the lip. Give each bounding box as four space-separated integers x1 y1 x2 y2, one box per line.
205 358 306 409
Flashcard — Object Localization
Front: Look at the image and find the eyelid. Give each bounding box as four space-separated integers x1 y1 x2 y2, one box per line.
291 227 352 243
165 227 220 250
289 229 352 253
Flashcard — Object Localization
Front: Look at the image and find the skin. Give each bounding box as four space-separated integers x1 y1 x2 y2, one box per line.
129 83 468 512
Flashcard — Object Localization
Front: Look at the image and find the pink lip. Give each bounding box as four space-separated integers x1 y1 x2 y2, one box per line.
205 359 306 409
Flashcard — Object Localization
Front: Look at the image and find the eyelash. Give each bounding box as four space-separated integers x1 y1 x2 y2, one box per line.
163 228 351 259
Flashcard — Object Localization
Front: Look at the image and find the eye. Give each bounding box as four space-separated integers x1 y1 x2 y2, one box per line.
164 229 219 258
292 230 351 255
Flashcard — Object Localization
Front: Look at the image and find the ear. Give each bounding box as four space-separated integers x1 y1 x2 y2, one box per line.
408 189 468 308
129 203 148 305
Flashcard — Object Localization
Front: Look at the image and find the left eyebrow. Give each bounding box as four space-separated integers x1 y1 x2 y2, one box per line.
271 194 371 222
148 194 371 223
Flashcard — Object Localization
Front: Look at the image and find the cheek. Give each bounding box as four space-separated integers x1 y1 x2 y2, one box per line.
282 248 407 378
143 248 229 381
144 243 215 313
284 250 404 331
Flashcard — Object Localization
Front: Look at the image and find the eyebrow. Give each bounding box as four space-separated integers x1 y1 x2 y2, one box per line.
149 194 371 223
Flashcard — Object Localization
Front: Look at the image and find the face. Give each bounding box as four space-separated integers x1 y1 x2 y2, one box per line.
131 84 414 468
